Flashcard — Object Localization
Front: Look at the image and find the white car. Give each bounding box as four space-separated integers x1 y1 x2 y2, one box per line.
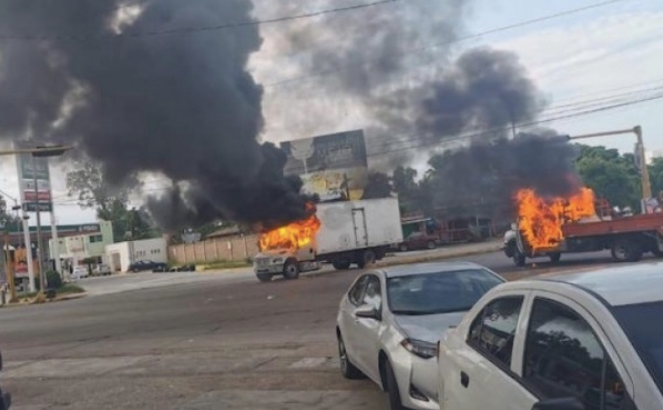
336 262 505 410
71 265 89 280
93 263 112 276
437 263 663 410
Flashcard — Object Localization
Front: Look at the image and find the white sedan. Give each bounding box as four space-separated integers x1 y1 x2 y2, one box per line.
437 262 663 410
336 262 505 410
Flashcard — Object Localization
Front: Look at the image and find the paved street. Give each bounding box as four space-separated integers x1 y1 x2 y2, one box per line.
1 248 658 409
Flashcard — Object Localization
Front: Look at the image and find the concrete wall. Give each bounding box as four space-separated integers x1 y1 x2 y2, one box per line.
168 234 260 264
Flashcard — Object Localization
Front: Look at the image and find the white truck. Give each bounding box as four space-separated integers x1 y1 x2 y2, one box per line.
253 198 403 282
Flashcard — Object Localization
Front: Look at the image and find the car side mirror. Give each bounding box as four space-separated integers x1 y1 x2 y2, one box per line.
532 398 585 410
355 305 381 321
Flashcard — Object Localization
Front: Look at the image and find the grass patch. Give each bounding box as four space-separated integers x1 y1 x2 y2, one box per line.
203 260 251 270
17 283 86 302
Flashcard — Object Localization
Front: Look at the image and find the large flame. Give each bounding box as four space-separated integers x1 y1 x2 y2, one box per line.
516 188 596 251
258 203 321 252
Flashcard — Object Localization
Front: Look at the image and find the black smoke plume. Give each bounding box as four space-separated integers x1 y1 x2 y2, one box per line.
422 131 581 220
0 0 313 230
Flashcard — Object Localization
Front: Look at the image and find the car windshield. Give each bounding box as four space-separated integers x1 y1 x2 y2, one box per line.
612 301 663 395
387 269 504 315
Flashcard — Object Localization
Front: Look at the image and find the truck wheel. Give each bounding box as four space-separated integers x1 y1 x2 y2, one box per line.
357 250 376 269
549 252 561 263
611 239 643 263
513 250 526 267
426 240 436 250
332 259 351 270
283 260 300 280
256 273 273 282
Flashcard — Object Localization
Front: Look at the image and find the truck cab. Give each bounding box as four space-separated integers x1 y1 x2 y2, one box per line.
253 246 321 283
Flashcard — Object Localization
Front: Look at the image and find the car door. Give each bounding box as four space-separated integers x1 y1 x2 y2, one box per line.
339 275 370 367
439 291 538 410
349 274 384 381
519 294 637 410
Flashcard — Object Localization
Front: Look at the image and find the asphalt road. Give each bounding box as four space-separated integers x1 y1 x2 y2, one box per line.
0 249 656 409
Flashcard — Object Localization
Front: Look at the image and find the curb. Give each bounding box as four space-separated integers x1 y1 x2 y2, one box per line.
376 244 503 268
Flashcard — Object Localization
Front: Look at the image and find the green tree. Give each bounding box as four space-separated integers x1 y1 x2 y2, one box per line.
66 161 159 241
574 145 641 209
649 157 663 199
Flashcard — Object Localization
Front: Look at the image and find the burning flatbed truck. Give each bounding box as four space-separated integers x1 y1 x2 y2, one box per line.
504 188 663 266
253 198 403 282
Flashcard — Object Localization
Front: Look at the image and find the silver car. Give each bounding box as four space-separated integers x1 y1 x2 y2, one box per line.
336 262 505 410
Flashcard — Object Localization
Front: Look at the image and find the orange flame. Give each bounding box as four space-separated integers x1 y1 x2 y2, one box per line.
258 203 321 252
516 187 596 251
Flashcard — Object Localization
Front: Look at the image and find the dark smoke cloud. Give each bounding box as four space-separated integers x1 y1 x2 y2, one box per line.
423 130 581 219
0 0 313 230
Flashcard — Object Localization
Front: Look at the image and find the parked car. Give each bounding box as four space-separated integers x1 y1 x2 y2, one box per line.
93 263 112 276
128 260 168 273
0 350 11 410
71 265 89 280
397 232 439 252
437 263 663 410
336 262 505 410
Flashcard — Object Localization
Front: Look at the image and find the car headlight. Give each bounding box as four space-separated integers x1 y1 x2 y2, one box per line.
400 338 438 359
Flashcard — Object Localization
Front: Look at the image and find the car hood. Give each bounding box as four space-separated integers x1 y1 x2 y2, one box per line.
392 311 467 343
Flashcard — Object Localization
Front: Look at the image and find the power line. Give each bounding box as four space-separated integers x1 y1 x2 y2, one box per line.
0 0 403 41
262 0 628 88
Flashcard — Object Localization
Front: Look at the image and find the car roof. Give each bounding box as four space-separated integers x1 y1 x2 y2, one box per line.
378 261 493 278
524 262 663 307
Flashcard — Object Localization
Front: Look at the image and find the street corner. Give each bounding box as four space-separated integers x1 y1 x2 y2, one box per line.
177 389 387 410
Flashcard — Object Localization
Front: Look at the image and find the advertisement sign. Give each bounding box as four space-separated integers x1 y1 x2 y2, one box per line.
14 142 53 213
281 130 369 201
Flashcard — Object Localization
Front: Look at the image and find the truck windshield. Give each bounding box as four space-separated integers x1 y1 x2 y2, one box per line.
612 301 663 395
387 269 504 315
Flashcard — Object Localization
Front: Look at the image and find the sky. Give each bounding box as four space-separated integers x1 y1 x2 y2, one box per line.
1 0 661 226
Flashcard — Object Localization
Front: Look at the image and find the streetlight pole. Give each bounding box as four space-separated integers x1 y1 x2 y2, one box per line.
567 126 652 213
31 155 46 293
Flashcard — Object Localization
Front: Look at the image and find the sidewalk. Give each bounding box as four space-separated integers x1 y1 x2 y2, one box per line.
378 239 503 267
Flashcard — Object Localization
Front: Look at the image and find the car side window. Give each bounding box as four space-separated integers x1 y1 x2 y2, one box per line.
523 298 635 410
361 275 382 312
467 296 524 368
348 276 369 306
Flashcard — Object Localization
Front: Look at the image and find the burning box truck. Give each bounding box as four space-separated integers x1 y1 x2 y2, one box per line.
253 198 403 282
504 187 663 266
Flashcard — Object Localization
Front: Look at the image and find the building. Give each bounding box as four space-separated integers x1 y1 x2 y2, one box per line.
105 237 168 273
48 220 114 270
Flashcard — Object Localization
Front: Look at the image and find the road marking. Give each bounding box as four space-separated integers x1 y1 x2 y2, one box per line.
289 357 328 369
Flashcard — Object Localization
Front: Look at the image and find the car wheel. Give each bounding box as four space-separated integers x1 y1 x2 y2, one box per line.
384 359 407 410
337 333 364 380
426 240 436 250
283 259 300 280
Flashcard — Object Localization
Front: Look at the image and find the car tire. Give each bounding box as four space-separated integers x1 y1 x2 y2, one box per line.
283 260 300 280
384 359 407 410
337 333 364 380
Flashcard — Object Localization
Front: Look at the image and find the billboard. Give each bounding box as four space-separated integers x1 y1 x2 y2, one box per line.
281 130 369 201
15 142 53 212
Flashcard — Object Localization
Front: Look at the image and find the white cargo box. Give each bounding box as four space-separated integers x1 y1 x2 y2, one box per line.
314 198 403 256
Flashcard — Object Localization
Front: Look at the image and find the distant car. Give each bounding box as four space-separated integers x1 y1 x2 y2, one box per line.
436 263 663 410
398 232 439 252
336 262 505 410
128 260 168 273
1 350 12 410
71 265 89 280
93 263 112 276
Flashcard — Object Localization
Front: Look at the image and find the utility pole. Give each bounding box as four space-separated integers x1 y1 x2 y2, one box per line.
3 232 16 302
31 155 46 292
